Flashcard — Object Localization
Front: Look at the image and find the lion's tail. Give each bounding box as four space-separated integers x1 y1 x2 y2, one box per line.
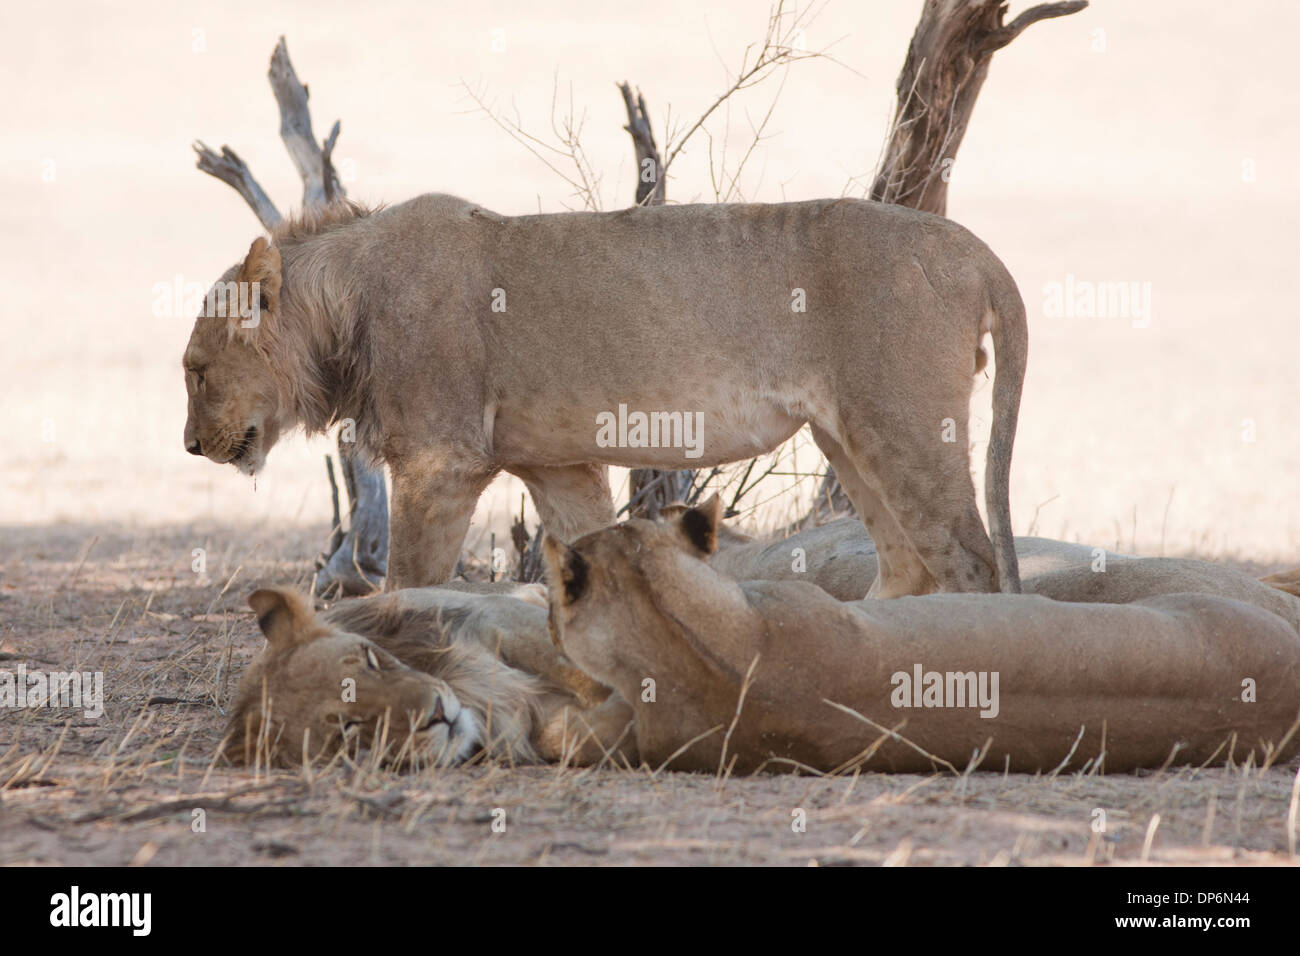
985 269 1028 594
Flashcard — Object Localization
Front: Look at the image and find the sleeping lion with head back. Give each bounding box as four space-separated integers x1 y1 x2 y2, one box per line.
224 585 636 769
183 193 1029 598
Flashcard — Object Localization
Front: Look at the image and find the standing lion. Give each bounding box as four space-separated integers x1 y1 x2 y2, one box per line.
182 194 1027 596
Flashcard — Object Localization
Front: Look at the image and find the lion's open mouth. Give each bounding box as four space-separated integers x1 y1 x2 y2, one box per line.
226 426 257 465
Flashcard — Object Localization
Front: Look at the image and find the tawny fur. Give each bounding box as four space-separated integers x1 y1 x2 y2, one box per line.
224 587 638 769
542 498 1300 774
182 193 1028 598
224 590 546 768
692 510 1300 632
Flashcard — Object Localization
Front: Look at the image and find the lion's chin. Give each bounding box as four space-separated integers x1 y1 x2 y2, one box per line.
232 449 264 477
229 425 268 477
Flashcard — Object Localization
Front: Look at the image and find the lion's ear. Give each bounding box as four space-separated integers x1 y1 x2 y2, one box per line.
674 494 722 556
235 237 282 334
248 587 315 647
541 535 590 604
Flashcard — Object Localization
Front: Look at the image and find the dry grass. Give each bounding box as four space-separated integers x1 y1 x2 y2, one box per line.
3 521 1299 867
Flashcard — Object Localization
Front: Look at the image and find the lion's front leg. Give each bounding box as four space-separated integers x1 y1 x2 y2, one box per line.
387 457 496 589
509 463 615 543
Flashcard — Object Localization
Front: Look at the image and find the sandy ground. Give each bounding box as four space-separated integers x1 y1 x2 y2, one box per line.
3 1 1300 866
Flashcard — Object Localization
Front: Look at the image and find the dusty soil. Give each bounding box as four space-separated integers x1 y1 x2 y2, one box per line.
3 522 1298 867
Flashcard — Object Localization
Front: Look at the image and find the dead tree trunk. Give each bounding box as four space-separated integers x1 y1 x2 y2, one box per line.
801 0 1087 529
193 36 388 596
870 0 1088 213
619 82 694 520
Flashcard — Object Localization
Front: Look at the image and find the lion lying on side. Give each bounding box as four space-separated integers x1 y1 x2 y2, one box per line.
222 586 635 769
542 498 1300 774
683 505 1300 634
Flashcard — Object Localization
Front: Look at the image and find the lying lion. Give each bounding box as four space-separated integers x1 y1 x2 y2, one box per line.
542 498 1300 774
182 194 1028 597
226 502 1300 773
222 585 635 769
672 504 1300 634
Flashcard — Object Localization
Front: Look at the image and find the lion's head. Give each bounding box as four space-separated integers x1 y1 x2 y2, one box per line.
183 203 376 476
182 237 287 477
541 495 728 667
223 587 542 769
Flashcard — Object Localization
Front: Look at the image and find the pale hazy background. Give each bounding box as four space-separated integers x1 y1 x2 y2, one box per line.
3 1 1297 562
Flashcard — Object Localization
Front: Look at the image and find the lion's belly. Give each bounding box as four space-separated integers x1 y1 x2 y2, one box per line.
490 393 805 469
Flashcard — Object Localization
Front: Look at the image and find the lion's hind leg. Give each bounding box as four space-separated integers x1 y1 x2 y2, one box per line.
810 426 937 598
830 409 997 595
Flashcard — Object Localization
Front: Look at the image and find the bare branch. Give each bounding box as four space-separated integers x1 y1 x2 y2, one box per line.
268 35 345 207
663 0 840 176
321 119 342 204
458 75 604 211
618 82 665 207
192 141 282 230
981 1 1090 53
718 68 789 203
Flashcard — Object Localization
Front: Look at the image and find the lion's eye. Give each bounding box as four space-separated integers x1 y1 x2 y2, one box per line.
364 647 380 670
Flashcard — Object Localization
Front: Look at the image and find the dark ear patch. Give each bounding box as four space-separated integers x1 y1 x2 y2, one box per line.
677 493 723 555
541 535 591 605
563 549 590 603
680 508 715 555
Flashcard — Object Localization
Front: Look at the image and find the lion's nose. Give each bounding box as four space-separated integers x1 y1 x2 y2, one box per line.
430 697 445 723
186 438 203 456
